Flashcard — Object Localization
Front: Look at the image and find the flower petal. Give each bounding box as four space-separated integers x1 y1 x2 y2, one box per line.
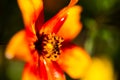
68 0 78 7
17 0 44 32
39 6 68 34
81 57 114 80
5 30 32 62
57 43 91 79
39 0 79 35
44 59 66 80
22 57 65 80
22 60 48 80
57 6 82 41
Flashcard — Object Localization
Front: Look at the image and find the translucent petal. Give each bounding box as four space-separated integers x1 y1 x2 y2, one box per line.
17 0 44 33
57 43 91 79
22 57 65 80
39 0 80 39
57 6 82 41
5 30 32 62
22 59 48 80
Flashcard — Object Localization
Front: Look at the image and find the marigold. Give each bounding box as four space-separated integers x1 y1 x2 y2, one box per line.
5 0 91 80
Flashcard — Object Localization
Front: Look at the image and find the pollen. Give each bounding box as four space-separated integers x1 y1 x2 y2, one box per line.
34 32 64 61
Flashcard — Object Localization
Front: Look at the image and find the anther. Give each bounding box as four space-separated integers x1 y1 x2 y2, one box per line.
34 32 64 61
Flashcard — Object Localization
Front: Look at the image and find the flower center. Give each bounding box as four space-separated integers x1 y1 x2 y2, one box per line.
34 33 64 61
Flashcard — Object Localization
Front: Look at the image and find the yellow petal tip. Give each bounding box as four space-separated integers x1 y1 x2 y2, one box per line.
5 52 14 59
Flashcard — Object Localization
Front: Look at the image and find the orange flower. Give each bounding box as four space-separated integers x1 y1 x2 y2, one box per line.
5 0 91 80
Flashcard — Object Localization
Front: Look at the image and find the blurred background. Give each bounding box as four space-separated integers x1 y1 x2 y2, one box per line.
0 0 120 80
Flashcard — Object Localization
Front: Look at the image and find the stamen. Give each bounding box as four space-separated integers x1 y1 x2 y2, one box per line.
34 33 64 61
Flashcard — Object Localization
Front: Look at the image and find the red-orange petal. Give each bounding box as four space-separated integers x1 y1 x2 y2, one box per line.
57 6 82 41
5 30 32 62
57 43 91 79
22 57 65 80
17 0 44 33
39 7 68 34
39 0 80 36
22 59 48 80
68 0 78 7
44 59 66 80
